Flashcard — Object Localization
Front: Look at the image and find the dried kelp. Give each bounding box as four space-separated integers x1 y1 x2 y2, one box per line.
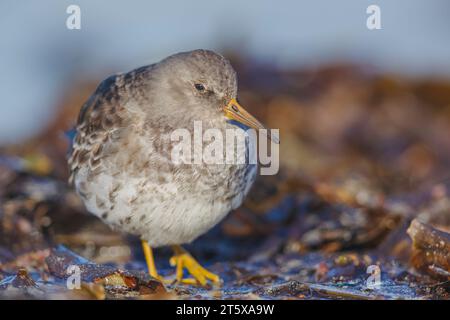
1 60 450 299
407 219 450 280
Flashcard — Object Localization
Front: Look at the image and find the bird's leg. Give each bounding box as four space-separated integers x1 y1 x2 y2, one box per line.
141 240 164 281
169 245 220 286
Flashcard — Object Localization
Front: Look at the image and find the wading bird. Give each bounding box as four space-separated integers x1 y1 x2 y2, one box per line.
68 50 276 285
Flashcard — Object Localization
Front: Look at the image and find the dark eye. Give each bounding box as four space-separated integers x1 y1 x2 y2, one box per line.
194 83 205 92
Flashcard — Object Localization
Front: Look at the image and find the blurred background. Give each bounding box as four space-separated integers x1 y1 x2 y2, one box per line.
0 1 450 299
1 0 450 144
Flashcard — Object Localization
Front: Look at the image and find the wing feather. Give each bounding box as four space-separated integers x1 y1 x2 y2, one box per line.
68 67 151 184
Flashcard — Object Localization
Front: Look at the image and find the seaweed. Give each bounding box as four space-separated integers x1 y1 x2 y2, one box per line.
1 61 450 299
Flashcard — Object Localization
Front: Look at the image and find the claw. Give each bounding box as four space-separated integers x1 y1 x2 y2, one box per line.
170 245 221 286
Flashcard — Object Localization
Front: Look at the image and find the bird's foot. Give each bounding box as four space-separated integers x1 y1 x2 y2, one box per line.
141 240 172 284
170 245 220 286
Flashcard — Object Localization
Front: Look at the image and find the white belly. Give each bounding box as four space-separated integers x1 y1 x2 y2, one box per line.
74 163 256 247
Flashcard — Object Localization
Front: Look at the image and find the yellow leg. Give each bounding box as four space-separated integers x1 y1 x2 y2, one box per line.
169 245 220 286
141 240 161 280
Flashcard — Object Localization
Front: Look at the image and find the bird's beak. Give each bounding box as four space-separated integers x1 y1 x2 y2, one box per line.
223 98 279 144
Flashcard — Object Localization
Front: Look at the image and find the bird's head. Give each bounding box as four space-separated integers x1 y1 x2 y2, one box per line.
151 49 278 143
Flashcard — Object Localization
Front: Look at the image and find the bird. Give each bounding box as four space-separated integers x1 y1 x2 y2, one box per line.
68 49 276 285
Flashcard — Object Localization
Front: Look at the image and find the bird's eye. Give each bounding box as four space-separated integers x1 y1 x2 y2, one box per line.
194 83 206 92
